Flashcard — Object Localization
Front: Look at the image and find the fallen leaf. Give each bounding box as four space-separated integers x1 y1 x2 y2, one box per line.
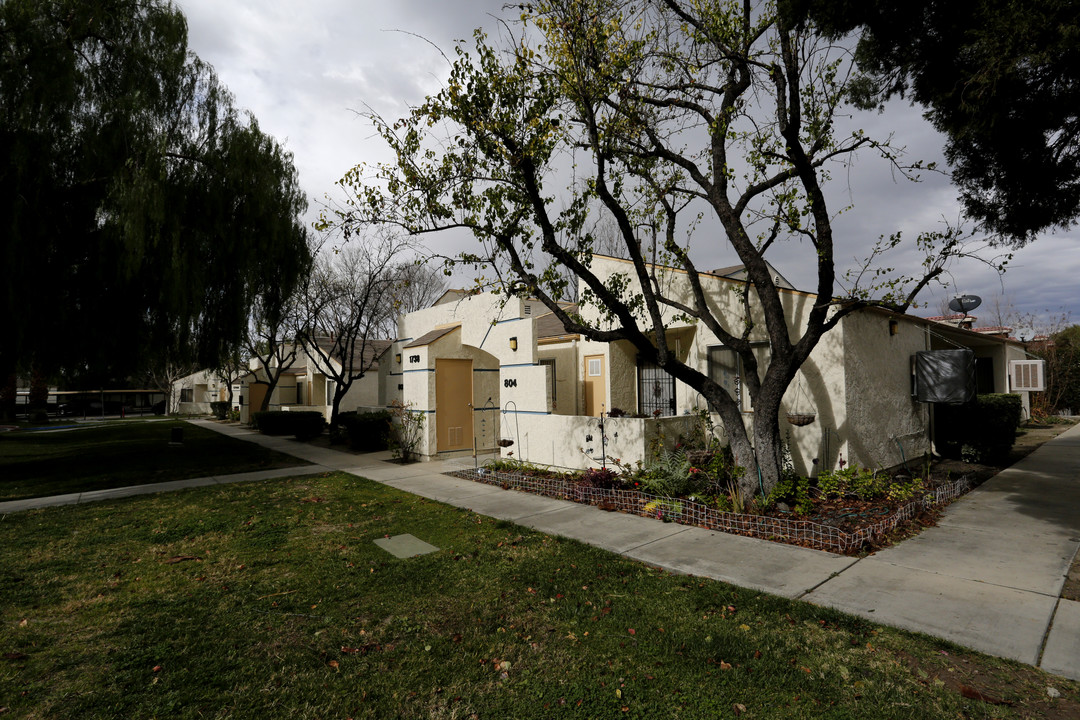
733 703 746 715
17 620 27 628
960 685 1012 706
720 661 732 670
164 555 201 564
152 665 162 673
328 660 339 669
627 628 636 635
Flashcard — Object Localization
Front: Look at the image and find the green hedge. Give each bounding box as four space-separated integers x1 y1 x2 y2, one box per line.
252 410 327 440
210 401 229 420
935 393 1022 463
336 410 392 451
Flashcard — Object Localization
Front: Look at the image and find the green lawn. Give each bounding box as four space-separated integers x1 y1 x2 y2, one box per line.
0 421 306 501
1 472 1075 719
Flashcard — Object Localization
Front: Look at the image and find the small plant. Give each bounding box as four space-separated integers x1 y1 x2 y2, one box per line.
580 466 624 489
389 400 425 462
886 476 929 503
766 473 813 515
638 449 699 497
484 457 544 474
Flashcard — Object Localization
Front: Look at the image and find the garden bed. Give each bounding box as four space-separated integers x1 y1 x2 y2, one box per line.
446 465 974 555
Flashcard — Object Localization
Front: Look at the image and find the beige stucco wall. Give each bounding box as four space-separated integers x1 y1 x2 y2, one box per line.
840 311 930 472
499 414 697 471
538 342 581 415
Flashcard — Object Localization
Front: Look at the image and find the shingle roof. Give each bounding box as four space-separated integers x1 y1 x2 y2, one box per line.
403 325 460 348
534 303 579 339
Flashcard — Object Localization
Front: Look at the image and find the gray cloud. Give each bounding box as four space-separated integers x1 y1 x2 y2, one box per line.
177 0 1078 326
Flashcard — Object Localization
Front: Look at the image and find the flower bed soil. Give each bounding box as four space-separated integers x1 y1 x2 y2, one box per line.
446 467 973 555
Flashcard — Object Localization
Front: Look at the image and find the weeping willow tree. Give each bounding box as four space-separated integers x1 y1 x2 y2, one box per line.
323 0 1000 494
0 0 311 388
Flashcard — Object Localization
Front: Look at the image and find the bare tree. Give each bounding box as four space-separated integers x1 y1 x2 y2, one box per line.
382 259 449 334
297 235 406 428
246 287 302 414
144 358 197 415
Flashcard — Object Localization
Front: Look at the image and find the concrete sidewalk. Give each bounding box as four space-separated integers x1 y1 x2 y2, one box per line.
5 418 1079 680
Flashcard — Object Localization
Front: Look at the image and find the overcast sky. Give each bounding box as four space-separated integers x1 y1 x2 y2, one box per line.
177 0 1078 334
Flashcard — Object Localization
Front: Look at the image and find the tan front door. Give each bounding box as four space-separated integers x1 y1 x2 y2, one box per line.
248 383 268 413
583 355 606 416
436 359 473 452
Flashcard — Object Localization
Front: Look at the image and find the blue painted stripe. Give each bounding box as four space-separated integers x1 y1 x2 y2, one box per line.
472 368 500 373
403 368 435 374
496 317 526 324
500 363 536 369
501 409 551 415
473 406 500 412
388 371 403 377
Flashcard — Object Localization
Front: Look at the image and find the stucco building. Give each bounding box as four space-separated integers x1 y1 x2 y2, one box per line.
382 256 1041 474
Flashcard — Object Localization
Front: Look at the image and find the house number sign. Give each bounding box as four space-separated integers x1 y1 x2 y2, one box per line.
409 355 421 364
503 378 518 388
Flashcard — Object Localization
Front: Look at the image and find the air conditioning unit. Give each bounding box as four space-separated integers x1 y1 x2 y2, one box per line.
1009 359 1046 392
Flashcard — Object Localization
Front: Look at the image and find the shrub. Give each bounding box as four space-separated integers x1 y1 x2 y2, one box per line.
330 411 356 445
766 473 813 515
337 410 392 451
210 401 229 420
580 466 624 489
936 393 1022 463
389 400 425 462
637 449 712 497
252 410 326 440
291 411 327 441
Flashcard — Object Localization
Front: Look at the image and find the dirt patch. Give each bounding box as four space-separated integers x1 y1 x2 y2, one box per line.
894 647 1080 720
1062 561 1080 603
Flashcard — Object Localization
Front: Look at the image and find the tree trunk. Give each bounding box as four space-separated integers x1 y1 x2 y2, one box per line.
259 378 277 413
0 371 16 422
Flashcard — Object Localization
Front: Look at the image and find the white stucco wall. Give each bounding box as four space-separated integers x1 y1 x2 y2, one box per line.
498 414 697 471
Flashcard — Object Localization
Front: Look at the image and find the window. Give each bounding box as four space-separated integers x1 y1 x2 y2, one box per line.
179 388 192 403
587 358 602 377
539 357 557 408
638 359 676 416
706 343 769 411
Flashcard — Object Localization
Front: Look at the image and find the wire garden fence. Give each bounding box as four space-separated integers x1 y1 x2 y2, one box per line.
446 467 973 554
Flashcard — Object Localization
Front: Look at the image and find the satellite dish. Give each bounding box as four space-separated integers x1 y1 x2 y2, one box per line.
948 294 982 313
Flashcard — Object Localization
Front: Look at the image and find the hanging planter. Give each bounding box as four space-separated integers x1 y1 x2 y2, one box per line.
497 438 515 448
786 413 816 427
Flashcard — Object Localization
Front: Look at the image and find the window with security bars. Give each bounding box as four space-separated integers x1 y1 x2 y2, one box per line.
638 359 676 416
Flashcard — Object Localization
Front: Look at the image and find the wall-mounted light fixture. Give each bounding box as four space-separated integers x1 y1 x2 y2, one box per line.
888 319 899 336
509 336 518 352
395 352 402 363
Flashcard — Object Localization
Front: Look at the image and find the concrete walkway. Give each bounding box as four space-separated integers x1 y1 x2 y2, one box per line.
4 419 1079 680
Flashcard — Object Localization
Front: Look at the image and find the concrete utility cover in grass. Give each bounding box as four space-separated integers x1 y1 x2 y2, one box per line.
373 534 440 558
